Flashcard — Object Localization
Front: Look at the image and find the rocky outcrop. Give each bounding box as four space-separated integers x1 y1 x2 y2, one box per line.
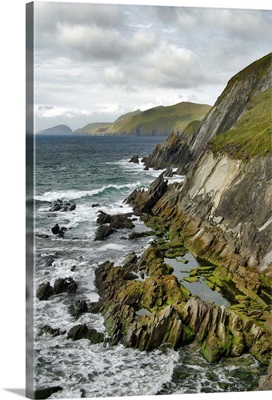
92 247 271 364
125 173 168 214
94 212 135 240
49 200 76 212
36 277 77 300
129 155 139 163
67 324 104 344
94 225 115 241
51 223 67 238
143 132 192 173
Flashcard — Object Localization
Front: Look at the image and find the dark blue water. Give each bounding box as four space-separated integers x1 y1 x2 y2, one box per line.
33 135 264 398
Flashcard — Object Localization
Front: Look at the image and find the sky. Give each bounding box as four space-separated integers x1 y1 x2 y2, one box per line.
32 0 272 132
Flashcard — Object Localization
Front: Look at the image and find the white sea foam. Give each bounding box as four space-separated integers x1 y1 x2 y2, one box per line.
35 182 142 203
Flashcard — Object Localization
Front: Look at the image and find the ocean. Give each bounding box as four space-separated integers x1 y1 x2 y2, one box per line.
33 135 264 398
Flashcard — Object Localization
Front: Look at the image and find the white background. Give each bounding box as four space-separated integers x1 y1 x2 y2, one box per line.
0 0 271 399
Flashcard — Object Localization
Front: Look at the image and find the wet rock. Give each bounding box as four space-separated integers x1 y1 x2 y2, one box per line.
51 224 67 238
69 300 88 318
126 173 168 214
53 277 77 294
110 214 135 230
49 200 76 212
67 324 89 340
92 203 100 207
67 324 104 344
94 225 115 241
129 155 139 163
123 305 183 351
97 211 135 229
36 282 54 301
128 231 155 240
40 325 61 337
97 211 111 225
34 386 62 399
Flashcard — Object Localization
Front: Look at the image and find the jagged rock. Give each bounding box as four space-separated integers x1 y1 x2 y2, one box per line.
36 277 77 300
94 225 115 241
40 325 61 337
54 277 77 294
126 173 168 214
128 231 154 240
36 282 54 301
143 132 192 173
123 252 138 269
123 305 183 351
51 224 67 238
129 155 139 163
67 324 104 344
69 300 88 318
34 386 62 399
97 211 135 229
97 211 111 225
163 167 174 177
49 200 76 212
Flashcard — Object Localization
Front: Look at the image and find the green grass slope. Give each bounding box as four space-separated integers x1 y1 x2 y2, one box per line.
209 87 272 159
74 122 111 135
104 102 211 136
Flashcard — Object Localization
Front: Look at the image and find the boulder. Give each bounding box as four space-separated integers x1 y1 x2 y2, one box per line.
69 300 88 318
51 224 67 238
49 200 76 212
36 282 54 301
40 325 61 337
53 277 77 294
97 211 135 229
97 211 111 225
129 155 139 163
67 324 104 344
94 225 115 241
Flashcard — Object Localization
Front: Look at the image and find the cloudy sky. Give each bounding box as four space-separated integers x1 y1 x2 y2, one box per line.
33 0 272 132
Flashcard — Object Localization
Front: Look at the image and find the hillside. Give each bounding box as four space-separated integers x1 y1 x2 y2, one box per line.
74 122 111 135
36 124 73 135
74 102 211 136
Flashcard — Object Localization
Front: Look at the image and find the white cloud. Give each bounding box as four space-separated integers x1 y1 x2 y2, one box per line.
104 66 126 86
33 2 272 132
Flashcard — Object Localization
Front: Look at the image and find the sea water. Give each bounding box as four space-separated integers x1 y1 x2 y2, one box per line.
33 135 265 398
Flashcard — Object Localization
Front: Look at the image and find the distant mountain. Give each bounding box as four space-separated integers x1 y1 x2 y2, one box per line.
74 122 111 135
74 102 211 136
36 124 73 135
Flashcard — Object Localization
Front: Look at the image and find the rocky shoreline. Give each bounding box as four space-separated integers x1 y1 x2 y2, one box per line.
36 168 271 393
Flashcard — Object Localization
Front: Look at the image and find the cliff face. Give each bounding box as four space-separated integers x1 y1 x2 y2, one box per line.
145 53 271 171
189 53 271 160
153 150 272 277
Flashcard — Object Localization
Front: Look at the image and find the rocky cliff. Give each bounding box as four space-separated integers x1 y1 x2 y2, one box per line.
144 53 271 171
90 53 272 387
121 53 272 370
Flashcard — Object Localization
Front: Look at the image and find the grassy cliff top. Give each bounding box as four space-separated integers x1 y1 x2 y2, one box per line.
104 101 211 135
209 87 272 159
